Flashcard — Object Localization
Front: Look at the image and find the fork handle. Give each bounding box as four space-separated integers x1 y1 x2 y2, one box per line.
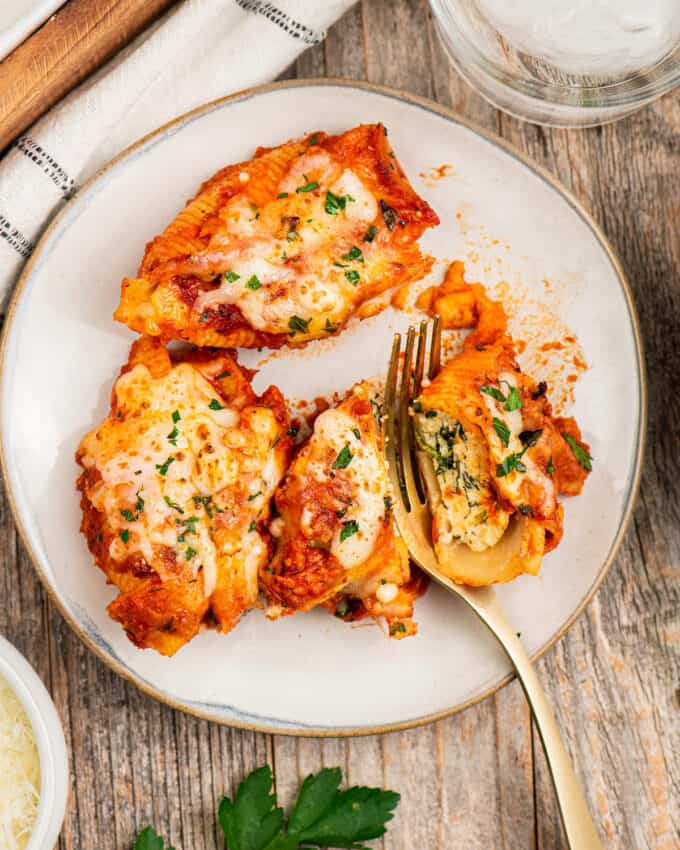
467 588 604 850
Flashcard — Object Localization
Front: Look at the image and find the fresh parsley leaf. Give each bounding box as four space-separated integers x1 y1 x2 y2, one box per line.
172 410 181 423
217 370 232 380
496 453 527 477
120 509 136 522
209 399 224 410
547 457 555 474
308 133 319 146
163 495 184 513
184 546 197 560
324 318 339 333
519 428 543 448
344 270 360 286
325 190 351 215
296 180 319 193
246 275 262 290
167 426 180 445
351 428 361 440
224 271 240 283
335 600 350 619
504 385 523 411
492 417 510 447
277 192 289 199
155 457 175 476
135 494 145 514
341 246 364 263
219 766 285 850
339 520 359 542
288 315 311 335
134 825 174 850
480 385 506 403
249 521 257 532
390 623 406 636
379 199 403 231
518 504 534 516
362 225 378 243
564 433 592 471
120 529 130 543
248 491 262 502
332 446 353 469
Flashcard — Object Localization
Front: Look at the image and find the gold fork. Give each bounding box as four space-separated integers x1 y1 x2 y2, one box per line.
384 319 604 850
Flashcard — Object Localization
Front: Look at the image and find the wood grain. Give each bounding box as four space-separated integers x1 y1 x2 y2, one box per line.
0 0 180 153
0 1 678 848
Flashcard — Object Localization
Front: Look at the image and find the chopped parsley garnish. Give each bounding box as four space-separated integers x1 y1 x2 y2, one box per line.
363 224 378 242
412 400 423 413
547 458 555 474
308 133 319 145
172 410 181 423
390 622 407 635
120 529 130 543
332 445 353 469
163 495 184 513
341 246 364 263
135 494 145 514
248 491 262 501
518 504 534 516
155 457 175 476
496 453 528 477
287 426 299 437
504 385 523 411
379 199 403 230
344 269 360 285
335 599 350 618
120 509 136 522
184 546 197 560
248 521 257 532
288 315 311 335
339 520 359 542
287 229 299 242
192 494 221 518
245 275 262 290
384 495 392 514
351 427 361 440
324 318 339 333
199 311 210 323
336 508 348 518
425 409 438 418
296 180 319 193
564 434 593 471
167 425 179 445
480 385 506 403
176 516 199 541
216 370 232 380
519 429 543 448
324 190 353 215
224 270 240 283
492 417 511 447
277 192 289 199
209 399 224 410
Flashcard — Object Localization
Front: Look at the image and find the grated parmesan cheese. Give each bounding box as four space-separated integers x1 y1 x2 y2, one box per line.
0 676 40 850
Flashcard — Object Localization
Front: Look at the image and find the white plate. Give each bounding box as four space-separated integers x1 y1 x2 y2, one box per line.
0 81 644 735
0 0 63 62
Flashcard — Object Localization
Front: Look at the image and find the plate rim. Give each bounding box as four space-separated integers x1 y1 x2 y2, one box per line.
0 77 647 737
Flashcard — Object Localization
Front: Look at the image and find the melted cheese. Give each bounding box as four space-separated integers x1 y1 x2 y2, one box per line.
310 409 388 570
79 362 283 598
194 165 377 334
0 677 40 850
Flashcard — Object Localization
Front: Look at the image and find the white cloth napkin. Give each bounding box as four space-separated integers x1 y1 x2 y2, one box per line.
0 0 355 307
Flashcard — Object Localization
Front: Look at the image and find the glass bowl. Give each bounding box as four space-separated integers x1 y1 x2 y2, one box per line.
429 0 680 126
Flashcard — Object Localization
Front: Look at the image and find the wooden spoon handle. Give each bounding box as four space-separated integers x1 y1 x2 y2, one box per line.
0 0 180 153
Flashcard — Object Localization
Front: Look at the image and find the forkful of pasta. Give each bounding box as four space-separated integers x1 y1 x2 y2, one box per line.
383 266 601 849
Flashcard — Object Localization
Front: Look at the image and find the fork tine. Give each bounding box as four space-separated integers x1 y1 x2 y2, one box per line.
413 320 427 397
383 333 406 511
428 314 442 379
398 327 428 512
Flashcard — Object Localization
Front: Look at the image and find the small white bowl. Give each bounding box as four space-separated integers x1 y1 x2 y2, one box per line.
0 635 68 850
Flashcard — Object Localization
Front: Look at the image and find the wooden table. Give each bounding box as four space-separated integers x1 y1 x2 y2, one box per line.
1 2 678 848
